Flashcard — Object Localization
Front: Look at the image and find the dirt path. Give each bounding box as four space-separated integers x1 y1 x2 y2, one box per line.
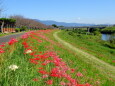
53 30 115 77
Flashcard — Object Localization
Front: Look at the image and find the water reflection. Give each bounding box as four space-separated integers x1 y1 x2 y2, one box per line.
102 34 115 41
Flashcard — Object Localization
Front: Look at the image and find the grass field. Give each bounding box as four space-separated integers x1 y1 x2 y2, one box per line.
58 30 115 66
0 30 115 86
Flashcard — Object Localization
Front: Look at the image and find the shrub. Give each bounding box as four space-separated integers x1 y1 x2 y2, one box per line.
68 31 75 36
20 26 27 31
93 31 100 35
89 28 100 33
15 28 20 32
101 27 115 34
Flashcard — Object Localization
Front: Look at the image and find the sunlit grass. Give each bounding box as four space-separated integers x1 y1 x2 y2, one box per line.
0 30 115 86
58 30 115 66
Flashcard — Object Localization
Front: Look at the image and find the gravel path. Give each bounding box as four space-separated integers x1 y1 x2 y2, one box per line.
53 30 115 78
0 32 25 44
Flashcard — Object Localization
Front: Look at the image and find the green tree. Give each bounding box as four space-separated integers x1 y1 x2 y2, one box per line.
20 26 27 31
52 24 58 28
15 28 20 32
0 18 16 33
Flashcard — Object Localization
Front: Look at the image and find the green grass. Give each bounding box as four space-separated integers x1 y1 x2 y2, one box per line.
58 30 115 66
0 34 51 86
0 30 115 86
0 33 11 37
47 30 115 85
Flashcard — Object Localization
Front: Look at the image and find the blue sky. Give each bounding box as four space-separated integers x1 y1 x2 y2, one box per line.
2 0 115 24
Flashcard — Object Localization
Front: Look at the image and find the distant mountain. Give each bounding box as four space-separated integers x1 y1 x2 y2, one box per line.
34 19 95 27
34 19 112 27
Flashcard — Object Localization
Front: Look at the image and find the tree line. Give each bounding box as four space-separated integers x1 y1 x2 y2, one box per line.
10 15 49 29
0 15 55 33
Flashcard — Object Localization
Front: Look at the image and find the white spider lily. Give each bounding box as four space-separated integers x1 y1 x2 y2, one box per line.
8 65 19 71
25 49 32 54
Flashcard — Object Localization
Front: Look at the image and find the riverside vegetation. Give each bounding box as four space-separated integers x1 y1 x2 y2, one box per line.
101 26 115 48
101 26 115 34
58 28 115 66
0 29 115 86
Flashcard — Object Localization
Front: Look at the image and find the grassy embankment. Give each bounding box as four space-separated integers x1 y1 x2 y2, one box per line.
0 33 15 37
58 29 115 66
0 30 115 86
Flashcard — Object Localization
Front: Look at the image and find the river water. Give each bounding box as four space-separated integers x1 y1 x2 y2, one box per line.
102 34 115 41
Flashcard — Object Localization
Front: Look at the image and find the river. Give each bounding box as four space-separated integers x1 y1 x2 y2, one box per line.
102 34 115 41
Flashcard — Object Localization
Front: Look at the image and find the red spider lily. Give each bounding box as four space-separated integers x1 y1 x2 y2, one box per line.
30 34 43 43
29 58 38 64
0 44 5 47
42 63 47 66
33 78 38 81
8 38 18 45
69 79 77 85
62 73 71 80
38 54 49 60
77 84 84 86
33 55 39 58
0 48 5 53
38 70 48 75
71 68 75 73
42 60 52 65
77 83 92 86
85 83 92 86
21 33 30 39
46 80 53 85
20 30 92 86
76 72 83 77
38 67 44 70
0 50 4 53
53 57 62 66
30 52 35 56
22 41 29 48
42 74 48 78
50 67 65 78
37 39 43 43
50 73 61 78
112 60 115 63
33 58 40 60
66 83 71 86
60 82 66 86
39 52 42 53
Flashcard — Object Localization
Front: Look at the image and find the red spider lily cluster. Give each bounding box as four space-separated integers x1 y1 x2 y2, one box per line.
112 60 115 63
0 43 5 53
20 30 92 86
0 30 92 86
8 38 18 45
0 38 18 53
